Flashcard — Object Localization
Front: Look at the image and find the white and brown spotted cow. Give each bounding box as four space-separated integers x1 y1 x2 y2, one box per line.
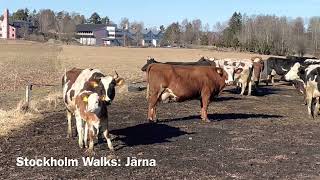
214 59 254 95
62 68 124 152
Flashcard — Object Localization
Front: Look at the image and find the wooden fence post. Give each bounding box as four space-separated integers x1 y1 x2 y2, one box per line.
25 82 32 107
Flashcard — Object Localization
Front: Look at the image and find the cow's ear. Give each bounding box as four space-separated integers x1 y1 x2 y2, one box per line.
89 81 99 88
115 78 125 86
83 96 88 103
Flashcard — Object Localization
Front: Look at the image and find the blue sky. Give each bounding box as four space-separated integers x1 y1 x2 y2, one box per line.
0 0 319 29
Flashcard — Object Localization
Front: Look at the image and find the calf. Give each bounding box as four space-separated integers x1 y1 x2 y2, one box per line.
74 91 105 153
62 68 124 152
146 64 228 122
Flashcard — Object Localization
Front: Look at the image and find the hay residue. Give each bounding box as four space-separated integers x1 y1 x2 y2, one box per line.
0 92 63 137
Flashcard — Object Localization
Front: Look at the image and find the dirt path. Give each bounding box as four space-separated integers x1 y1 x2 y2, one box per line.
1 84 320 179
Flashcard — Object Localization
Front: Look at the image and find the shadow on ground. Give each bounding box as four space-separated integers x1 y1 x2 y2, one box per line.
111 123 193 148
160 113 283 123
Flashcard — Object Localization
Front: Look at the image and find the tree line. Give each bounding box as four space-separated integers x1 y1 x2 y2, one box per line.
3 8 320 56
162 12 320 56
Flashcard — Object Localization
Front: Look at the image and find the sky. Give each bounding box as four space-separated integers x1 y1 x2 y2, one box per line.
0 0 320 29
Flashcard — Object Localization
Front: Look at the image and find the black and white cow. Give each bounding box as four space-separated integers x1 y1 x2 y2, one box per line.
284 62 320 118
265 57 304 86
214 59 254 95
62 68 124 152
266 56 318 86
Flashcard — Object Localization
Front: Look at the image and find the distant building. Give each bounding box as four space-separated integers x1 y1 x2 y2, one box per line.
76 24 106 45
11 20 37 38
0 9 16 39
75 23 163 47
141 29 163 47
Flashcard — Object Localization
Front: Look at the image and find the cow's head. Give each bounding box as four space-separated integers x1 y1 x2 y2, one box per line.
83 92 101 113
221 65 236 85
284 62 305 81
89 71 125 104
233 67 245 83
216 67 228 82
141 57 159 71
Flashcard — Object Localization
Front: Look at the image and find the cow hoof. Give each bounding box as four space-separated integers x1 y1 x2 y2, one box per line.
148 119 157 123
201 118 211 123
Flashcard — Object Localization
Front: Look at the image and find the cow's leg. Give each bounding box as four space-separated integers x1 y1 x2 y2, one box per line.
248 81 252 96
66 110 72 138
84 123 88 148
75 112 84 148
266 75 270 86
103 128 114 152
240 82 247 96
306 86 314 118
147 94 159 122
303 95 307 105
86 124 95 155
200 94 210 122
315 97 319 117
271 75 275 86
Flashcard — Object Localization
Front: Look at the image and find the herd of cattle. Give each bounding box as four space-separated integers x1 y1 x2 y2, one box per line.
61 55 320 154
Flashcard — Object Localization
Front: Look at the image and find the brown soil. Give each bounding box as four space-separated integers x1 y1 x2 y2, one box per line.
1 83 320 179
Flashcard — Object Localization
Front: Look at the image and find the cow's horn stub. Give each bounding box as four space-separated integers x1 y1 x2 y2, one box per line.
113 70 119 79
216 68 223 75
100 95 106 101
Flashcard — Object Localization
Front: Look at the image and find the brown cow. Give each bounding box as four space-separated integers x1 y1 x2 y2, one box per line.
251 56 264 87
146 64 228 122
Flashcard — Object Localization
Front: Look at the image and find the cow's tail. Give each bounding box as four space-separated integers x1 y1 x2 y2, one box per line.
145 64 153 99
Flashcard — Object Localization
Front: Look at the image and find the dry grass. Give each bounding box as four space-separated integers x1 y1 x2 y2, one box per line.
0 91 63 137
59 45 271 83
0 42 62 91
0 100 43 137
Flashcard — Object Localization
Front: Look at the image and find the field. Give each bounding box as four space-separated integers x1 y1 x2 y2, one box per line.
1 41 320 179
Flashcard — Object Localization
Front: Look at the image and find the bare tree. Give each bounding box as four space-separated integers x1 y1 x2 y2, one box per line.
131 21 144 46
120 17 129 29
38 9 56 34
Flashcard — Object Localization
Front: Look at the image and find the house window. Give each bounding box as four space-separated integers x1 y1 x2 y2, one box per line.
12 34 14 37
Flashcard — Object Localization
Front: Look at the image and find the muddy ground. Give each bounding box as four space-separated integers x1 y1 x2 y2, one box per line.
1 83 320 179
